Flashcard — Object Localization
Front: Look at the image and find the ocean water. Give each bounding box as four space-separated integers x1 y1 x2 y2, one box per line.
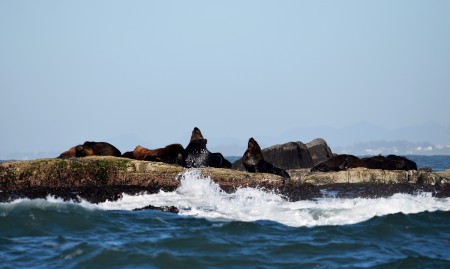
1 156 450 268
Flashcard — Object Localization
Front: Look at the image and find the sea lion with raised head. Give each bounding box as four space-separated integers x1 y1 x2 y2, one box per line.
243 137 290 179
183 127 231 168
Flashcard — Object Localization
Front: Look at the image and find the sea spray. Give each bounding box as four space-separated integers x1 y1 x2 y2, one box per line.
90 169 450 227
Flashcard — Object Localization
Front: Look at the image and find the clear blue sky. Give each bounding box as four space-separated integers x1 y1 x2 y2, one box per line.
1 1 449 157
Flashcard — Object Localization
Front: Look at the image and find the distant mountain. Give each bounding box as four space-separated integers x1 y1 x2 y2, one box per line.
391 121 449 144
279 121 449 149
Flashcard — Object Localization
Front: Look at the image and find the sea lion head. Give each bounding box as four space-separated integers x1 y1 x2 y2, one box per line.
245 137 264 161
58 147 76 159
75 145 94 157
190 127 205 141
248 137 261 151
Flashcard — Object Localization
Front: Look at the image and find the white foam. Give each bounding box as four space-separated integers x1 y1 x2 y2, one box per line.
2 170 450 227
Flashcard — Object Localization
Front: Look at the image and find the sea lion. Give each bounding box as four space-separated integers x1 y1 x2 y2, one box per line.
183 127 231 168
75 141 121 157
58 141 121 158
386 155 417 170
58 147 76 158
124 144 186 165
209 152 232 168
347 155 417 171
183 127 209 168
243 137 290 179
144 144 186 165
121 151 134 159
129 145 152 160
311 154 359 172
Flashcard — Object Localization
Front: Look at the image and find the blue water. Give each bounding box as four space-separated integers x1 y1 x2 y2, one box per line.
1 156 450 268
406 155 450 171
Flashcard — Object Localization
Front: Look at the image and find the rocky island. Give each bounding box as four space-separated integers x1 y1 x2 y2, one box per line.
2 129 449 206
1 156 449 204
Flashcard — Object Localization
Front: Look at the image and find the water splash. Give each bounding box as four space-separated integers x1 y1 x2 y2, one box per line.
93 169 450 227
2 169 450 227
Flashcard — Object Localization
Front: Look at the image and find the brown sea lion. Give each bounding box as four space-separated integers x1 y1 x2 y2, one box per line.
243 137 290 179
123 144 186 165
75 141 121 157
144 144 186 165
58 141 121 158
58 147 76 158
130 145 152 160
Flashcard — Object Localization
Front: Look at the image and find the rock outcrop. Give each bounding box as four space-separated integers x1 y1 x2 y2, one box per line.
1 157 449 203
306 138 333 165
0 157 318 202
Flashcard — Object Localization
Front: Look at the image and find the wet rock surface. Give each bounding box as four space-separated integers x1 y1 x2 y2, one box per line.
133 205 180 214
0 185 177 204
1 157 449 204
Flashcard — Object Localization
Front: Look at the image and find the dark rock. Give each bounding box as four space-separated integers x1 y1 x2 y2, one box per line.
306 138 333 166
0 185 177 204
133 205 179 214
263 141 314 170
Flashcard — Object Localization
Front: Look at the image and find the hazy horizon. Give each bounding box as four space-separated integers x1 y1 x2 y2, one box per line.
1 1 449 158
1 120 449 159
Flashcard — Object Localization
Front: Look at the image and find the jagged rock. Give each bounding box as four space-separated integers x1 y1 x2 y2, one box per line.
232 141 313 170
306 138 333 165
133 205 179 213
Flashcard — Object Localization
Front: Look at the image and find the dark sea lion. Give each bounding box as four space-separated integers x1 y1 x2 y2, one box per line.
75 141 122 157
183 127 231 168
144 144 186 165
347 155 417 171
58 141 121 158
311 154 359 172
183 127 209 168
121 151 134 159
209 152 232 168
386 155 417 170
243 137 290 179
